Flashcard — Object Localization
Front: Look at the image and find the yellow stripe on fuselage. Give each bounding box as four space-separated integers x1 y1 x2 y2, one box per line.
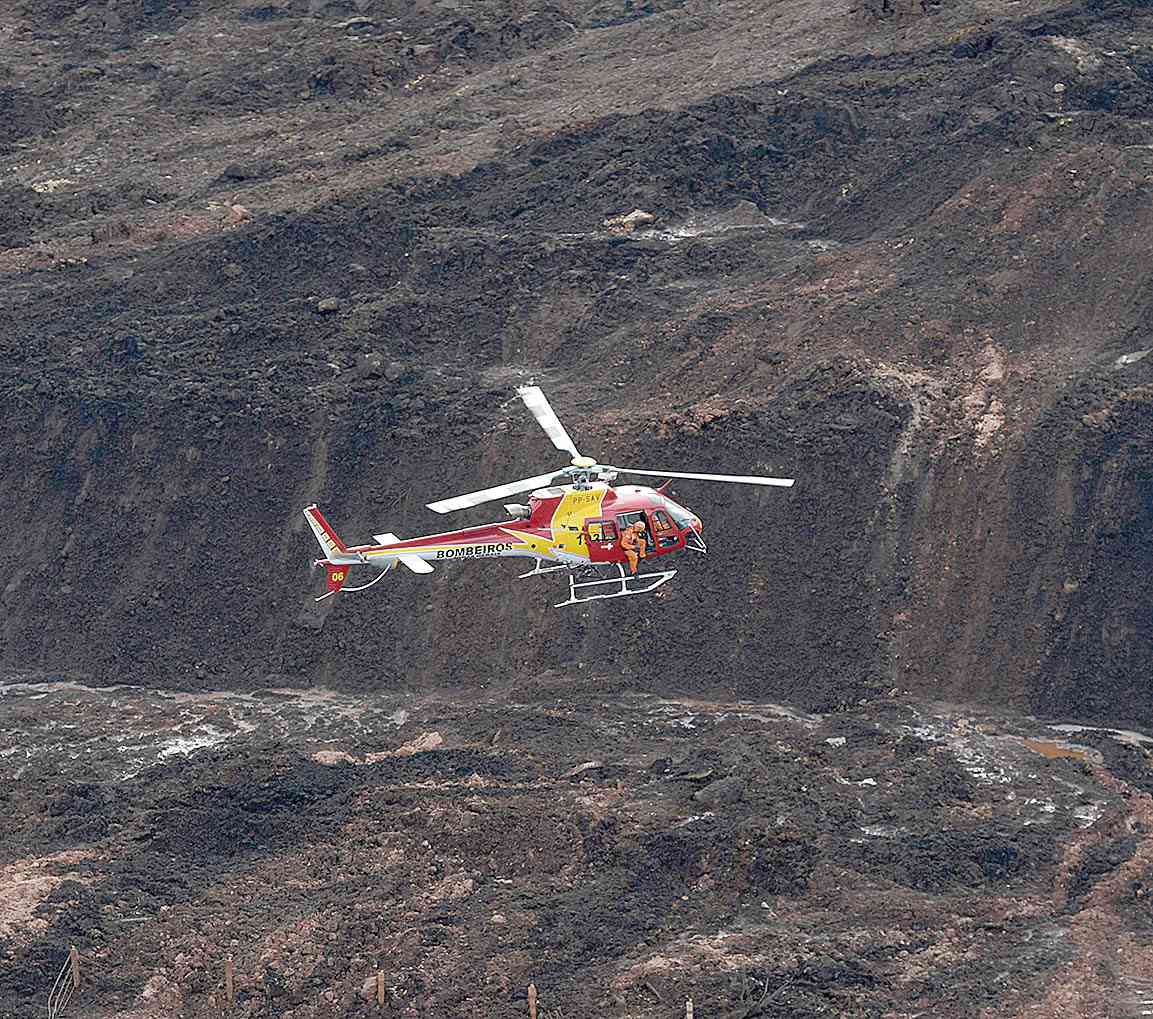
362 541 529 559
548 486 607 559
354 487 608 565
498 528 557 557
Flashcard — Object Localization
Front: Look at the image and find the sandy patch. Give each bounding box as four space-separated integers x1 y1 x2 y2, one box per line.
312 731 445 766
0 850 92 942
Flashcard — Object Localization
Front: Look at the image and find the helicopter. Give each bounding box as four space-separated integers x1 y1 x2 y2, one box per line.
304 386 794 607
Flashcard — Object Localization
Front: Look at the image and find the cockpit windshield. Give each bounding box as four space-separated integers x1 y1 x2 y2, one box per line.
660 495 706 552
661 496 696 529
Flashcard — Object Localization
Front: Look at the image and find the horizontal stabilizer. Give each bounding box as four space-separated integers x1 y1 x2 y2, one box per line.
397 556 434 574
374 533 434 575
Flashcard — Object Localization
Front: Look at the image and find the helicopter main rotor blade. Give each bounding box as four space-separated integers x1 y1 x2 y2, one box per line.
609 466 795 487
426 469 567 514
516 386 581 458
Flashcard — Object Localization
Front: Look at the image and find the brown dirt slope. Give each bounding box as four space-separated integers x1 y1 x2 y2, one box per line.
0 0 1152 725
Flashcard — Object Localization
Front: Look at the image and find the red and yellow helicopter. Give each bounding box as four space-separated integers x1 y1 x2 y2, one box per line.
305 386 794 607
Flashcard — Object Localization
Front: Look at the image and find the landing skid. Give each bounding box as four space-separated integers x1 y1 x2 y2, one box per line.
554 564 677 608
518 561 571 579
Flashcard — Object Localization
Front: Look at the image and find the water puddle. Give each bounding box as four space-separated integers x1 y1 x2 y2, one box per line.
900 709 1125 825
1020 737 1100 763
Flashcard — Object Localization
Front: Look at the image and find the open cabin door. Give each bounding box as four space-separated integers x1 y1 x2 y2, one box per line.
615 509 683 558
648 508 683 551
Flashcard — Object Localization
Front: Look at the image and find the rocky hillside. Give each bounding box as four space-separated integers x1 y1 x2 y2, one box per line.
1 0 1152 725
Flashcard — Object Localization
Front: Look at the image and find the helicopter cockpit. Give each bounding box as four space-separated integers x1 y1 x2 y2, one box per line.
658 495 706 552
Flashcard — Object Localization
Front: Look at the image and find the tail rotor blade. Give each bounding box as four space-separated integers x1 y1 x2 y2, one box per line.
426 469 567 514
609 466 795 488
517 386 581 458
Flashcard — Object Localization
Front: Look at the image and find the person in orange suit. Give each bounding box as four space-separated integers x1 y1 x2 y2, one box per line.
620 520 648 575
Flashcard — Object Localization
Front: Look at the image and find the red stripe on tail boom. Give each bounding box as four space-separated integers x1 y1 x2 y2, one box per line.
310 507 347 553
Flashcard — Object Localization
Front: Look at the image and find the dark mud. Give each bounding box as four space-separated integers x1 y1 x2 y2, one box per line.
2 0 1153 1016
1 0 1152 729
3 681 1151 1018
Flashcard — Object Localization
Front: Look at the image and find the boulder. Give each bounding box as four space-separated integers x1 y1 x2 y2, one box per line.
604 209 656 233
693 775 745 806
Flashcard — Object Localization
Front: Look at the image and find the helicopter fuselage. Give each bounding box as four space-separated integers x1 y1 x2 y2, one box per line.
317 483 704 573
303 384 789 605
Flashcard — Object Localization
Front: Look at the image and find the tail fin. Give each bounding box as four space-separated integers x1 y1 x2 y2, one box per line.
304 504 349 560
325 563 350 595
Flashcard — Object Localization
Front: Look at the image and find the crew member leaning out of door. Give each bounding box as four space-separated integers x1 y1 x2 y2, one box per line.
619 520 647 575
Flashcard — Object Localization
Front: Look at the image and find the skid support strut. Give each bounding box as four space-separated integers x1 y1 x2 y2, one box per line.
555 564 676 607
518 561 571 579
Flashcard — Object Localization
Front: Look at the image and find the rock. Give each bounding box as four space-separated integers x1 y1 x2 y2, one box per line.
1115 349 1151 368
604 209 656 233
562 760 605 779
361 731 444 762
709 199 779 231
312 750 358 765
693 775 745 806
426 872 474 902
29 178 76 194
357 352 384 377
395 731 444 757
359 975 376 1002
335 16 381 34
